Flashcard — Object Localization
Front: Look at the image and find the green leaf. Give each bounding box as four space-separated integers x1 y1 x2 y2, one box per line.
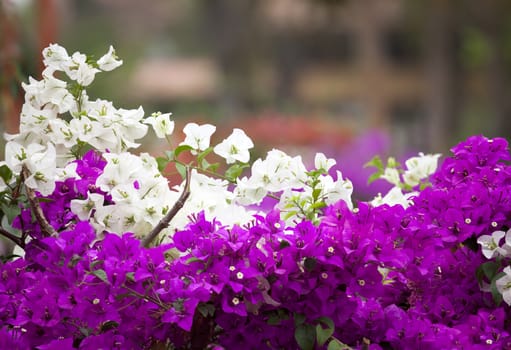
283 211 298 221
79 327 91 337
477 261 500 281
165 150 175 161
197 302 216 318
316 317 335 346
294 313 306 326
197 147 214 164
0 165 12 183
364 155 383 170
206 162 220 172
156 156 169 172
174 145 194 157
367 171 383 185
100 320 119 332
185 257 205 265
200 158 211 171
490 272 506 306
327 338 353 350
91 269 109 283
386 157 398 168
175 163 187 179
125 272 135 282
268 313 282 325
225 164 246 182
303 257 317 272
1 203 21 225
311 201 326 210
312 188 322 202
295 324 316 350
279 239 291 249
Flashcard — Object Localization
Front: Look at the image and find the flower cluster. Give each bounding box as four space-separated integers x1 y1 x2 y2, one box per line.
1 45 511 349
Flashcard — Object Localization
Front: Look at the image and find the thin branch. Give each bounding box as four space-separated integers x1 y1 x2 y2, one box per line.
21 165 58 237
142 166 192 247
0 226 24 248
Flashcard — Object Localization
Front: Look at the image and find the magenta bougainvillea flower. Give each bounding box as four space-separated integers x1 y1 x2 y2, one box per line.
1 135 511 349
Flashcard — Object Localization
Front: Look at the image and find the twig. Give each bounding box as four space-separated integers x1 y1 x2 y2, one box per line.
142 166 192 247
21 165 58 237
0 226 24 248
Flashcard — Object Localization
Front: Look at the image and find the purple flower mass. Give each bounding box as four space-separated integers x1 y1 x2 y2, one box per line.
2 136 511 349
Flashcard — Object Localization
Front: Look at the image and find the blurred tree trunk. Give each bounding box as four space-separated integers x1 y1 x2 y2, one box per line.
424 0 460 153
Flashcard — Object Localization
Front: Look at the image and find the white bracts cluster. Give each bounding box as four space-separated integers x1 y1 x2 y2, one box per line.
402 153 441 187
71 152 178 239
3 43 358 242
235 150 353 223
477 228 511 306
4 44 147 195
372 152 441 208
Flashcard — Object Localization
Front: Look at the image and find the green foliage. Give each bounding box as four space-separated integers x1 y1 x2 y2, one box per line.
364 155 384 185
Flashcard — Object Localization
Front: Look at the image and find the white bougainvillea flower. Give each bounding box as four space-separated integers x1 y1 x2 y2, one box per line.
22 75 75 113
144 112 175 139
496 266 511 306
371 187 415 208
70 192 105 221
97 45 123 71
381 167 401 187
403 152 441 187
12 143 58 196
502 229 511 257
477 230 507 259
180 122 216 154
42 43 71 74
314 153 336 173
62 51 100 86
214 128 254 164
234 176 267 205
318 171 353 207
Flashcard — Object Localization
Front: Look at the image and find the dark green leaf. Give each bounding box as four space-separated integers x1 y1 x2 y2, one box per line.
316 317 335 346
91 269 109 283
185 257 205 265
0 165 12 183
1 204 21 224
294 313 306 326
304 257 317 272
490 272 506 306
295 324 316 350
197 302 216 318
125 272 135 282
100 320 119 332
279 239 291 249
480 261 500 281
327 338 353 350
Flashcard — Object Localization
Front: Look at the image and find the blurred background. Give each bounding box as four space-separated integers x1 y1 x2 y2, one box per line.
2 0 511 198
